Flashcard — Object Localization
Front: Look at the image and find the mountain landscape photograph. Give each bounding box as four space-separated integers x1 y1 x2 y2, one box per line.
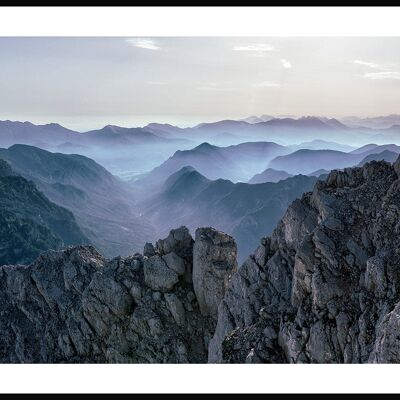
2 4 400 396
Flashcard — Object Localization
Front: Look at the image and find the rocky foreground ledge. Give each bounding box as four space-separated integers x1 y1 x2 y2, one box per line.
0 226 237 363
1 157 400 363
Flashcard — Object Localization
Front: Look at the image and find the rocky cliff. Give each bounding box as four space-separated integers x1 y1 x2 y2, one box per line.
0 227 233 363
210 157 400 363
1 157 400 363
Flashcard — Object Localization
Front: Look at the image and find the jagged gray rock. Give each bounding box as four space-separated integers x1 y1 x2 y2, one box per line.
143 242 156 257
143 255 179 292
193 227 238 320
209 157 400 363
0 228 214 363
164 293 186 326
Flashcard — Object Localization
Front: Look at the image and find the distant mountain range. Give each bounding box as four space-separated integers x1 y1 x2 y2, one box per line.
268 149 363 175
0 159 88 264
243 114 400 130
0 145 155 257
0 115 399 264
350 143 400 155
2 115 400 148
141 166 318 261
288 139 356 153
132 141 290 194
83 125 188 146
1 117 399 181
0 120 80 148
0 121 195 180
240 114 275 124
341 114 400 129
248 168 293 184
357 150 399 166
0 120 188 149
267 144 400 175
141 116 400 147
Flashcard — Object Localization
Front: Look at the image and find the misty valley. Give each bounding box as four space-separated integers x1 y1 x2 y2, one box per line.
0 115 399 266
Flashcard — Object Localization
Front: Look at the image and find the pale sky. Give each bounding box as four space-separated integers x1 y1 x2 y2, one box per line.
0 37 400 131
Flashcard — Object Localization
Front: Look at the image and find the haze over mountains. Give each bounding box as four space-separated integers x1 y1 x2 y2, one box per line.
248 168 293 184
341 114 400 129
0 144 155 258
1 114 400 265
131 141 289 194
2 114 400 179
140 166 318 261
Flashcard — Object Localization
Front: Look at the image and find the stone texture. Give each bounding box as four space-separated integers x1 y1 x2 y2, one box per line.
143 255 179 292
162 252 186 276
0 230 213 363
143 242 156 257
164 293 186 326
155 226 194 259
193 227 238 319
209 157 400 364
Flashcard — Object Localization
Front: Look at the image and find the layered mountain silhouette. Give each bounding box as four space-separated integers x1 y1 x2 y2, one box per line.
357 150 399 166
248 168 293 184
0 120 80 148
1 117 400 263
142 166 318 260
83 125 188 146
142 123 186 138
341 114 400 129
289 139 355 153
133 141 290 193
2 118 400 182
0 121 195 180
268 149 369 175
350 143 400 156
0 120 187 148
307 168 331 177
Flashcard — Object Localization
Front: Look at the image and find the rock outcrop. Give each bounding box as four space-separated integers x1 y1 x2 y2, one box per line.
210 159 400 363
193 227 238 320
2 158 400 363
0 226 219 363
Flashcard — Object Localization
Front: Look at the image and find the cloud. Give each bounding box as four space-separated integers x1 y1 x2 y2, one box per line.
233 43 276 57
253 81 280 88
125 38 160 50
353 60 381 69
281 59 292 69
353 59 400 80
363 71 400 80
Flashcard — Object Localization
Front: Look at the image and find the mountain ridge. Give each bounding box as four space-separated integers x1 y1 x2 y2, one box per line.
0 159 88 264
1 156 400 363
142 166 318 260
0 144 155 257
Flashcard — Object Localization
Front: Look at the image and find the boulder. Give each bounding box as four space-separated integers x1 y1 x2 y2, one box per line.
193 227 237 319
143 255 179 292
